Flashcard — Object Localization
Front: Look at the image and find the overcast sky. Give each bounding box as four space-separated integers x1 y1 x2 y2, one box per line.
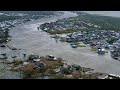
83 11 120 17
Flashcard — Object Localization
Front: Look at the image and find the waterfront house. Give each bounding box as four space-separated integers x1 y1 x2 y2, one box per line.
45 55 57 61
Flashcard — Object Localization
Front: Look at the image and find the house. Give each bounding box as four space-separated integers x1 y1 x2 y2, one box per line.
97 48 105 55
0 44 6 47
110 47 120 60
60 37 66 42
23 62 29 65
28 55 39 62
71 44 77 48
97 73 109 79
53 67 61 73
65 75 73 79
91 45 96 49
45 55 57 61
42 75 51 79
33 59 41 62
108 74 120 79
34 62 45 69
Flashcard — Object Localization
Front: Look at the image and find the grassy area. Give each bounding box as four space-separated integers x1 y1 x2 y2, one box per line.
49 28 95 34
12 59 23 66
70 13 120 31
81 73 97 79
40 57 64 69
20 63 41 79
0 15 21 22
42 12 120 35
49 29 79 34
9 56 64 79
90 48 97 51
56 12 120 32
53 73 65 79
78 44 86 47
8 55 109 79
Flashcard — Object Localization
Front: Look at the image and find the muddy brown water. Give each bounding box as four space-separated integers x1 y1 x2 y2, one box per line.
1 11 120 78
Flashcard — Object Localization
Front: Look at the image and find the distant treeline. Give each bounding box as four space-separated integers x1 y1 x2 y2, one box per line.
72 13 120 31
0 15 21 22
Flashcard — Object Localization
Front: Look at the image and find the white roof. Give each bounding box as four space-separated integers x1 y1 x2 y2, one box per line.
109 74 120 78
33 59 41 62
23 62 29 65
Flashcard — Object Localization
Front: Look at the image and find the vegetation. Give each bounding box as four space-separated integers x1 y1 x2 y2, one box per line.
40 57 64 70
0 15 21 22
90 48 97 52
0 30 11 44
55 12 120 34
81 73 97 79
41 12 120 35
71 71 81 78
20 63 40 79
49 28 94 34
12 59 23 66
78 44 86 47
7 54 112 79
71 13 120 31
53 73 65 79
9 56 64 79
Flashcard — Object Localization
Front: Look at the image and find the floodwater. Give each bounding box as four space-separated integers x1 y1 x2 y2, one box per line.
1 11 120 78
0 11 78 79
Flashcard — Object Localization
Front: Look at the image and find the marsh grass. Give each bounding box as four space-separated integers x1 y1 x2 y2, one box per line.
18 57 64 79
12 59 23 66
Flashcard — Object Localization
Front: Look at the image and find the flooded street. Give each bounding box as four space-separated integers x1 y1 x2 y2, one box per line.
1 11 120 78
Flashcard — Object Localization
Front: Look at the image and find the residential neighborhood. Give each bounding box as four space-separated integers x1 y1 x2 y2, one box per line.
40 18 101 33
1 11 120 79
40 16 120 60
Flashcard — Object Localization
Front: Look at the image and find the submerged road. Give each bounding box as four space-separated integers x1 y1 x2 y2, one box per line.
7 11 120 76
